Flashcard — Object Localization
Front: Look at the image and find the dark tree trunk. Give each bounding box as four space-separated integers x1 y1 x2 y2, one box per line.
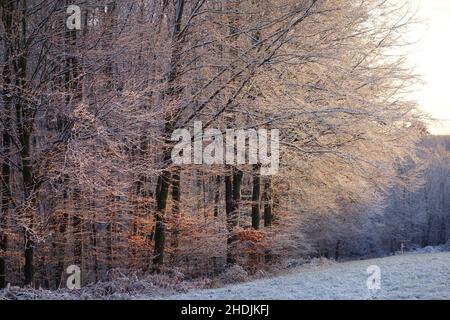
251 165 261 230
172 169 181 216
226 168 243 265
107 211 114 271
55 187 68 289
21 118 34 287
231 169 243 218
152 0 185 273
2 0 35 288
73 189 83 279
153 168 171 271
16 38 34 288
72 215 83 268
0 135 9 288
225 172 233 218
90 217 99 283
335 240 341 260
64 0 84 282
225 170 233 264
263 178 273 227
170 168 181 264
0 210 7 289
214 176 221 217
263 178 273 263
0 0 14 289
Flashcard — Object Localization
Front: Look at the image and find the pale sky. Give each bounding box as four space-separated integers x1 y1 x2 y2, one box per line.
408 0 450 135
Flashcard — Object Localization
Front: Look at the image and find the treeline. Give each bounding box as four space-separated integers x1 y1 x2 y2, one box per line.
382 136 450 251
301 136 450 260
0 0 427 289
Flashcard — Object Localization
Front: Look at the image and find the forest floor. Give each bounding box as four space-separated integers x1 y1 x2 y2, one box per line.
166 251 450 300
1 251 449 300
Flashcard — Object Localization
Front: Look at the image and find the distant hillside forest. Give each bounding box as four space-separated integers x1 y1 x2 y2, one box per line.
380 135 450 252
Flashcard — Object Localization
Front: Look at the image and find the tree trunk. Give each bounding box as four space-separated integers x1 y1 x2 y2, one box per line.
21 118 34 287
90 215 99 283
106 211 114 272
263 178 273 227
251 165 261 230
0 0 14 289
55 186 68 289
170 168 181 264
226 168 243 265
16 28 34 288
263 177 273 263
214 176 221 218
152 0 185 273
73 189 83 278
153 169 170 271
231 169 243 220
335 240 341 260
225 172 233 218
1 0 35 288
0 141 9 288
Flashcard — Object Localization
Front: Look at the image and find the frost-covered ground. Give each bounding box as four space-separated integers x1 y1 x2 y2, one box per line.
1 251 449 300
167 252 450 300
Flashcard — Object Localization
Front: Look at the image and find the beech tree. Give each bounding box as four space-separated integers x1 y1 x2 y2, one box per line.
0 0 433 288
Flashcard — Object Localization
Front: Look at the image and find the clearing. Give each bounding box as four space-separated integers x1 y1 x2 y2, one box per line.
167 252 450 300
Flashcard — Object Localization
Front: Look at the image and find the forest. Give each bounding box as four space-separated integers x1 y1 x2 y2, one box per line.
0 0 449 291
